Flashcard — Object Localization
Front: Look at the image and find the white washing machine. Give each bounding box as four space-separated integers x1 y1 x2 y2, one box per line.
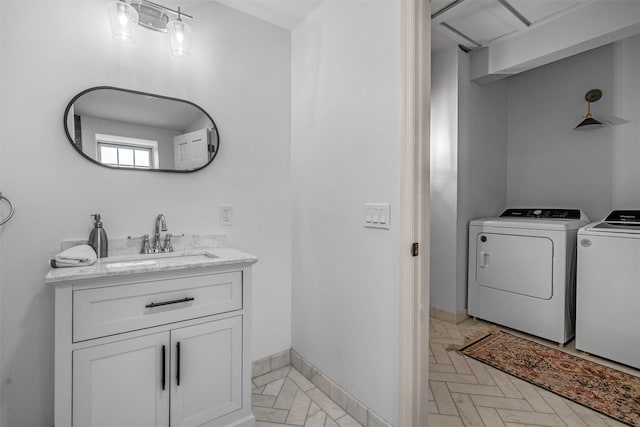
468 208 590 345
576 210 640 369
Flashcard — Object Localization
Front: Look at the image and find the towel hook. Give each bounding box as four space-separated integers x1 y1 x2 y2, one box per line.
0 192 15 226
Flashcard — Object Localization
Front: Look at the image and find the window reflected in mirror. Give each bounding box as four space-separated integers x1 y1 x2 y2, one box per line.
98 141 153 169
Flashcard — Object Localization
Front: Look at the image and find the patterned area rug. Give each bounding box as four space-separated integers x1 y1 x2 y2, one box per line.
460 331 640 426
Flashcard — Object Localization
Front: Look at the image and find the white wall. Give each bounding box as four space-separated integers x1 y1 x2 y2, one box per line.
186 113 213 133
612 34 640 208
429 48 459 314
0 1 291 425
430 48 507 314
291 0 400 424
508 35 640 221
506 44 615 221
457 53 508 312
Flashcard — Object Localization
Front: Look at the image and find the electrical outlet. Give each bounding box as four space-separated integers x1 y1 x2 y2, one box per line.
220 205 233 226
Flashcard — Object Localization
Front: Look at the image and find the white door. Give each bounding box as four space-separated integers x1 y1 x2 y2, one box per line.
170 317 242 427
476 233 554 299
73 332 170 427
173 129 208 170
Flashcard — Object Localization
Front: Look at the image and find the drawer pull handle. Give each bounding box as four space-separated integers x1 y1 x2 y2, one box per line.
176 342 181 386
161 345 166 391
145 297 194 309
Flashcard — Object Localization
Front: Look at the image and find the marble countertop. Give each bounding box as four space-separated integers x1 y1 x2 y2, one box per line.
45 246 258 284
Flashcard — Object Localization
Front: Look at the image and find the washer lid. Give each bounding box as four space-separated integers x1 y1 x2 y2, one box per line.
470 208 589 231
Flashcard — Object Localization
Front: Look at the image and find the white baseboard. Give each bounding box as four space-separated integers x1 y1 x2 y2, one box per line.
430 306 469 324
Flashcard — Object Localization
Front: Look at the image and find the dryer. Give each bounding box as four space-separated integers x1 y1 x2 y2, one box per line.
576 210 640 368
468 208 589 345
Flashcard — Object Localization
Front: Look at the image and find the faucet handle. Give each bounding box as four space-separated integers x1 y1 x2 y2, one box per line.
141 234 151 254
163 234 174 253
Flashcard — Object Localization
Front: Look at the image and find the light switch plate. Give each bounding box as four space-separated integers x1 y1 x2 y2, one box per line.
364 203 390 229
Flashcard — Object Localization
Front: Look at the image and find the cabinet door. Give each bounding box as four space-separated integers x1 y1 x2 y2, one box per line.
170 317 242 427
73 332 170 427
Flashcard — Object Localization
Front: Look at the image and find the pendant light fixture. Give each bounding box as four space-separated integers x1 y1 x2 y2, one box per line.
574 89 605 130
167 7 193 57
108 1 194 58
107 0 139 44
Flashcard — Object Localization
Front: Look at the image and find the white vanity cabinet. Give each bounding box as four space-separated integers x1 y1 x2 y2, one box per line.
50 261 255 427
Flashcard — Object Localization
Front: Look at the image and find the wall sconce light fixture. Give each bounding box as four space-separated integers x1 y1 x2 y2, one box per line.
574 89 605 130
108 0 193 57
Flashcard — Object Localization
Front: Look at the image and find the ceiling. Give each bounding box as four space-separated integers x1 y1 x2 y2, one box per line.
431 0 595 53
211 0 595 43
213 0 323 30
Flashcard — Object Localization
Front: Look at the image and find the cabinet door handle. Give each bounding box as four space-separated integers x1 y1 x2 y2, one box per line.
161 345 166 390
176 342 181 386
145 297 194 309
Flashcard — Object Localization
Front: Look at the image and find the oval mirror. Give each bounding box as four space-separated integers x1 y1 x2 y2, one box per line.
64 87 219 172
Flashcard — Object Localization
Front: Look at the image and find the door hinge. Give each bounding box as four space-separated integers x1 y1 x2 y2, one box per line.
411 242 419 257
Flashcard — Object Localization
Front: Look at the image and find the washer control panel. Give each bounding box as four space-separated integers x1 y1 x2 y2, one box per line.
499 208 581 219
603 210 640 224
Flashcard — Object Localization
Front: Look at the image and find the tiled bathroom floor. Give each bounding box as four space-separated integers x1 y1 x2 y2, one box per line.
252 365 363 427
252 317 637 427
428 317 635 427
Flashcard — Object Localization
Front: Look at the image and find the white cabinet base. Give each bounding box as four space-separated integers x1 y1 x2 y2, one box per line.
52 264 255 427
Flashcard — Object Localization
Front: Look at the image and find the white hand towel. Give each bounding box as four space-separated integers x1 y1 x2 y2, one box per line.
51 245 97 268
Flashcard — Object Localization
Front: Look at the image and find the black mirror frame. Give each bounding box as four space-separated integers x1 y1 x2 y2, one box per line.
63 86 220 173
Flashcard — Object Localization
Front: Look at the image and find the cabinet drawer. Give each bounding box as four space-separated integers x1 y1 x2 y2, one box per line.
73 272 242 342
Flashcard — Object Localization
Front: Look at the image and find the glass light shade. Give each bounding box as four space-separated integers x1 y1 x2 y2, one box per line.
108 1 139 44
167 19 192 57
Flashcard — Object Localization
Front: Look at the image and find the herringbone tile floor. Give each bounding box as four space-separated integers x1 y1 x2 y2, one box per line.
428 317 634 427
252 365 363 427
251 317 637 427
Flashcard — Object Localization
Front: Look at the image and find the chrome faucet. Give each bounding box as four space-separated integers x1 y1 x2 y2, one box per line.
153 214 168 253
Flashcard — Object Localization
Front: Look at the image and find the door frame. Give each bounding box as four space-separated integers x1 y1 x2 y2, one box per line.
399 0 430 426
